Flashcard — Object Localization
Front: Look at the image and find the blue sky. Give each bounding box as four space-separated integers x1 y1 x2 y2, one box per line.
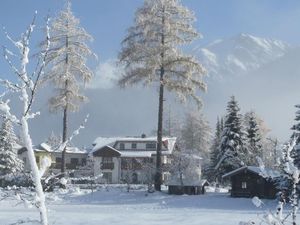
0 0 300 145
1 0 300 62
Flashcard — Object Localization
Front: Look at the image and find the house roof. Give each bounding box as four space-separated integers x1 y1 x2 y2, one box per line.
120 151 153 158
166 178 203 186
53 146 88 154
18 142 87 155
91 136 177 157
222 166 280 179
93 146 121 157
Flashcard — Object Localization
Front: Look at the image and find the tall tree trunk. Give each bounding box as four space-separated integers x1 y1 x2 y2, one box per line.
155 7 165 191
61 105 68 174
155 68 164 191
61 29 69 175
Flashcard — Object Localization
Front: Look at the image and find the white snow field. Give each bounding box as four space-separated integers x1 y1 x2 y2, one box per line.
0 186 298 225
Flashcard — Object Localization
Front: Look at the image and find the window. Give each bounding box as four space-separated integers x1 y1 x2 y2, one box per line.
35 156 40 164
146 142 156 149
103 157 113 163
120 143 125 150
102 172 112 183
81 158 87 166
102 157 114 170
56 157 62 163
242 182 247 189
131 143 137 149
70 158 79 165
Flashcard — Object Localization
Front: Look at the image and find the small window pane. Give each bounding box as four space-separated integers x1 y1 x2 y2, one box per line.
242 182 247 189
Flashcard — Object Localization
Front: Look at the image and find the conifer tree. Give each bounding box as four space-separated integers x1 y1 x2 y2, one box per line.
0 117 23 178
291 104 300 168
216 96 246 175
118 0 206 191
43 1 95 173
245 111 263 165
208 117 223 181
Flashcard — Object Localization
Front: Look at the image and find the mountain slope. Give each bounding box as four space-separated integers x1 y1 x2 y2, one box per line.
196 33 290 79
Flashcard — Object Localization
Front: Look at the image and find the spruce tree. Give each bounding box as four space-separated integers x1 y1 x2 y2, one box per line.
291 104 300 168
0 117 23 178
217 96 246 175
208 117 223 181
245 111 263 165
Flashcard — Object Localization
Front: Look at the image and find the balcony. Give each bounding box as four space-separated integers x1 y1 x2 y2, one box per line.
101 162 114 170
66 163 78 170
50 163 61 169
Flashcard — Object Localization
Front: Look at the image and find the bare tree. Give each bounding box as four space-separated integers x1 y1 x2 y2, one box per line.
42 1 95 174
0 12 50 225
118 0 206 191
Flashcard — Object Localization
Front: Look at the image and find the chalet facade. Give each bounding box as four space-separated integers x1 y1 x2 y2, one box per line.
18 143 89 176
222 166 279 199
18 143 54 171
49 147 88 174
91 136 177 184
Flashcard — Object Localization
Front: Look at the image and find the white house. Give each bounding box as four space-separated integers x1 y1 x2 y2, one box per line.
91 135 177 184
18 143 54 172
18 143 89 176
49 146 89 176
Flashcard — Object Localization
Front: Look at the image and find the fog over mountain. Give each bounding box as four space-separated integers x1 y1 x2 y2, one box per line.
199 34 300 143
28 34 300 148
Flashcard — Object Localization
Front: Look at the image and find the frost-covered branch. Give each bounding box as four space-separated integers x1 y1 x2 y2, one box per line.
57 114 89 153
0 12 50 225
242 138 299 225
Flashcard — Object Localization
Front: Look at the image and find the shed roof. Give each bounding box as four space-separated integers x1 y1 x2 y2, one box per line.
222 166 280 179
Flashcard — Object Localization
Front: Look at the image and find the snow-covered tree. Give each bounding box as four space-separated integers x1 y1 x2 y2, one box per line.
216 96 246 175
168 147 202 191
43 2 95 173
291 104 300 169
244 111 263 165
163 106 182 138
0 13 50 225
181 110 211 162
118 0 206 191
247 139 300 225
208 117 224 181
46 131 61 150
0 117 23 181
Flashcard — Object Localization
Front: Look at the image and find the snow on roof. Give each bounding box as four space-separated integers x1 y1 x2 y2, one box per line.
53 146 88 154
39 143 52 152
92 137 118 152
33 142 53 152
120 151 153 158
166 178 203 186
92 136 177 154
222 166 280 179
200 179 209 186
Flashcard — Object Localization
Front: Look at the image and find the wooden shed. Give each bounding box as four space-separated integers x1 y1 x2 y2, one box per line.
222 166 279 199
167 180 209 195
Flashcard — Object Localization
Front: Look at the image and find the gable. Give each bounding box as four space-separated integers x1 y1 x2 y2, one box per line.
93 146 121 157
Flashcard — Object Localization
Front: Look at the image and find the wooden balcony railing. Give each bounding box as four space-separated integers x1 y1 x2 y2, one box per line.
101 162 114 170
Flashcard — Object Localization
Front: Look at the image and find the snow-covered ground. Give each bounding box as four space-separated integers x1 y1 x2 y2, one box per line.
0 185 298 225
